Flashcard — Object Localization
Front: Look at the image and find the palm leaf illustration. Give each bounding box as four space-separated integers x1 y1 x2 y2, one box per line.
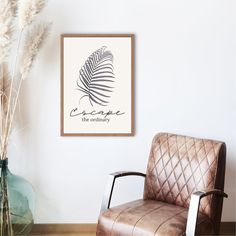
77 46 115 106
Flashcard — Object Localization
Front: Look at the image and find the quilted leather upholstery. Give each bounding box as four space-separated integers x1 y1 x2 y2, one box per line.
144 133 225 220
97 200 214 236
97 133 226 236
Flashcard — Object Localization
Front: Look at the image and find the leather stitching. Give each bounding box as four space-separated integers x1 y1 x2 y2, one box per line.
144 133 222 217
153 209 186 235
109 200 144 235
131 204 165 235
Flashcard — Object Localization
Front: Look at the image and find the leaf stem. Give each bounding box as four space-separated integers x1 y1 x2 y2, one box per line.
0 65 3 158
5 76 23 145
2 29 23 158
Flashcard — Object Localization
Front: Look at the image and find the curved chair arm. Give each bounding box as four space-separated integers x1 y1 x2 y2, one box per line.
186 189 228 236
100 171 146 213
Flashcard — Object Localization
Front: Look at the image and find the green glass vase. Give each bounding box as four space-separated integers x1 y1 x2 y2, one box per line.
0 159 35 236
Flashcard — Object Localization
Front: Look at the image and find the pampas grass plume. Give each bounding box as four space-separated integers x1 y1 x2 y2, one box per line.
18 0 45 30
0 0 50 160
0 0 14 63
20 23 51 80
10 0 18 15
0 64 10 115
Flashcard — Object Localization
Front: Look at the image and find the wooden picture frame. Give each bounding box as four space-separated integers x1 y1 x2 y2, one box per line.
61 34 134 136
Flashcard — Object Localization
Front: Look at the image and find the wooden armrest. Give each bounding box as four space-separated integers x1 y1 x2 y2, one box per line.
186 189 228 236
100 171 146 213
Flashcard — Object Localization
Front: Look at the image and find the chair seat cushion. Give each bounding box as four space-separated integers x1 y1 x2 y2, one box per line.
97 199 214 236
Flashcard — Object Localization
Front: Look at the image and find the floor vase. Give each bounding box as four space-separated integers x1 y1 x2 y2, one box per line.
0 159 35 236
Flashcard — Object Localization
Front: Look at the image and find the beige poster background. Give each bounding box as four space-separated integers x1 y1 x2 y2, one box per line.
63 36 132 134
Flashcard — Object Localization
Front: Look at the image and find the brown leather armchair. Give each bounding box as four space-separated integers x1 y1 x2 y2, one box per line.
97 133 228 236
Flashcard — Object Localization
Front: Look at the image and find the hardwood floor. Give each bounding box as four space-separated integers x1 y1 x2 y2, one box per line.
30 234 95 236
30 224 96 235
30 222 235 236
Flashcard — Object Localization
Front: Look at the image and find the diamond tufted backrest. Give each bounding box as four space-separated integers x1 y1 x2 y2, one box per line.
143 133 226 219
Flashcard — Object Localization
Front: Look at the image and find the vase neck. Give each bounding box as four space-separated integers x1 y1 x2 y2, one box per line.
0 159 8 169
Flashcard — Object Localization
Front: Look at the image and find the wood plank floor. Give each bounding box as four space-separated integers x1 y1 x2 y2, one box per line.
30 234 95 236
29 222 235 235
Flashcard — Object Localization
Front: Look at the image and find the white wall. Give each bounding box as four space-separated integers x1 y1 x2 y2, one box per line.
8 0 236 223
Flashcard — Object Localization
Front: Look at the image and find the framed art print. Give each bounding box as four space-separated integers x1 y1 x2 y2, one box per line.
61 34 134 136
